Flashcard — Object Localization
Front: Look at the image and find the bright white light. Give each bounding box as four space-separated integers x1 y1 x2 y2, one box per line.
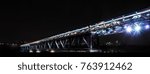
36 50 41 53
50 50 55 53
134 25 141 32
145 25 150 29
102 30 106 33
29 50 33 53
126 26 132 33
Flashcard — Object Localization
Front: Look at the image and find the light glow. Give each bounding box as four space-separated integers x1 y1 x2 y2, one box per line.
145 25 150 29
126 26 132 33
134 25 141 32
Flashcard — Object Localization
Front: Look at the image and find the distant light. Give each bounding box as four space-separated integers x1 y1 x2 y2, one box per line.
102 30 106 33
36 50 41 53
29 50 33 53
126 26 132 33
50 50 55 53
134 25 141 32
145 25 150 29
146 13 150 16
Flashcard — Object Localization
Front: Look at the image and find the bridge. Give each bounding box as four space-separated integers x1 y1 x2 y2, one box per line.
20 8 150 53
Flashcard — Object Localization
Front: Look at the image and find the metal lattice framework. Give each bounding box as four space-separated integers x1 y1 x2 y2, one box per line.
20 8 150 53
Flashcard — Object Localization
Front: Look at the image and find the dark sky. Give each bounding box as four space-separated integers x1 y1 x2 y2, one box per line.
0 0 149 43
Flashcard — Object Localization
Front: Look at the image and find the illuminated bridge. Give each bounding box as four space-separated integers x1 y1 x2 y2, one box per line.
20 8 150 53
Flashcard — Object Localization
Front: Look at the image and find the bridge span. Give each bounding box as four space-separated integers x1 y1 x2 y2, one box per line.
20 8 150 53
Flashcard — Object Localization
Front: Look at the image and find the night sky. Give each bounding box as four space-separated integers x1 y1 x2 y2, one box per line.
0 0 149 43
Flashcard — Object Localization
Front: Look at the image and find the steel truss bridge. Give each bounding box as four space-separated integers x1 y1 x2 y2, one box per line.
20 8 150 53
